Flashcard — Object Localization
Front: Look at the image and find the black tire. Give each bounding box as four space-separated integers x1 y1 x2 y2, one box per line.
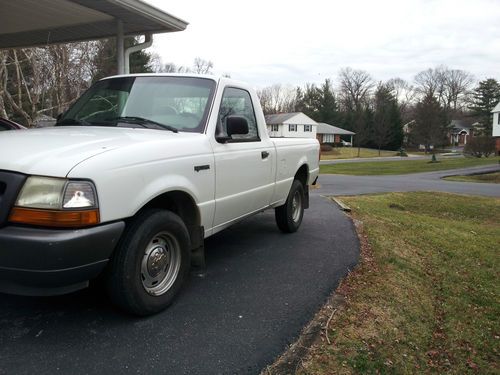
275 179 305 233
106 209 190 316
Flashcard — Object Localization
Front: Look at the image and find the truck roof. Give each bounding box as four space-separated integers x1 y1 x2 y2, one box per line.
100 73 249 88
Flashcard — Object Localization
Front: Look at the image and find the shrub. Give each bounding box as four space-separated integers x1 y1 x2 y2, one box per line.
320 144 333 152
464 136 495 158
397 148 408 157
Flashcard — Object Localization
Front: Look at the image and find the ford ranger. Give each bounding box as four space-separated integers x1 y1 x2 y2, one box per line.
0 74 319 315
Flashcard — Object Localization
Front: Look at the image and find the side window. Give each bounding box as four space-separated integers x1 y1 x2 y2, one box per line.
217 87 259 141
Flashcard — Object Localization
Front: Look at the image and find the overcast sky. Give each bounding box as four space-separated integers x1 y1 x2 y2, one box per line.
145 0 500 88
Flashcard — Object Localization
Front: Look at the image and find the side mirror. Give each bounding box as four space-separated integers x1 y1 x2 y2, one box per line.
216 116 249 143
226 116 249 136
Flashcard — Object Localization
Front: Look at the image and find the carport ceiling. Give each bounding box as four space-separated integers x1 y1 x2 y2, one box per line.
0 0 188 49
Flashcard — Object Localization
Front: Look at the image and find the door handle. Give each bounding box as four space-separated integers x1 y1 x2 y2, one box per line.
261 151 269 159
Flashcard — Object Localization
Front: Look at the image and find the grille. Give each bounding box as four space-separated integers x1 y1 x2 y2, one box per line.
0 171 27 227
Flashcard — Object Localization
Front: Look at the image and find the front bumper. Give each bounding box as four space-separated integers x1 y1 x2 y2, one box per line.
0 221 125 296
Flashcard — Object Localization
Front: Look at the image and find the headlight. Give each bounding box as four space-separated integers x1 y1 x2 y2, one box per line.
9 177 100 228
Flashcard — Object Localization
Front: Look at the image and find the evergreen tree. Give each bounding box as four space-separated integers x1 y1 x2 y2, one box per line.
468 78 500 134
373 83 403 152
294 79 339 126
413 93 448 152
91 37 153 82
294 83 321 119
316 79 339 125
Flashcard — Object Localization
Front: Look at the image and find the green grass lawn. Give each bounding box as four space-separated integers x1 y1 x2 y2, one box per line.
321 147 398 160
299 192 499 375
320 156 499 175
444 172 500 184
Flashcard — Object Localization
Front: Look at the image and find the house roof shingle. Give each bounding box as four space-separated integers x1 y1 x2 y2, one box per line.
449 119 473 134
316 122 355 135
265 112 317 126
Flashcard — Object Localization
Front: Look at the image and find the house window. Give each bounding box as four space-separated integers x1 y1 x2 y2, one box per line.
304 124 312 132
324 134 334 143
271 124 279 132
289 124 297 132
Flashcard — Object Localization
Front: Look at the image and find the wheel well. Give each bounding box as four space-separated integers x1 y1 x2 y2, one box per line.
140 191 201 242
295 164 309 186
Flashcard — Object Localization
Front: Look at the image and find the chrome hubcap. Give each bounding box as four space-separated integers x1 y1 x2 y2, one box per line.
147 246 169 278
141 232 181 296
291 191 302 223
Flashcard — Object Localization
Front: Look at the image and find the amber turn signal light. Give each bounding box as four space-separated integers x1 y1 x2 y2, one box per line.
9 207 100 228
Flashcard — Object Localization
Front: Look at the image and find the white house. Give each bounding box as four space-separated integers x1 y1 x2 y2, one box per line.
492 101 500 155
265 112 317 139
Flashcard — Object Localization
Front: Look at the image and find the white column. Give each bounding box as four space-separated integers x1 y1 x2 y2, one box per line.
116 20 125 75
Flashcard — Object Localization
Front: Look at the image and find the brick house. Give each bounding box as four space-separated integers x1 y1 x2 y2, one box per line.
316 123 355 145
449 120 473 146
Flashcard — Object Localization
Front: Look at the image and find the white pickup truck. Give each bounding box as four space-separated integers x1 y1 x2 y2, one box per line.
0 74 319 315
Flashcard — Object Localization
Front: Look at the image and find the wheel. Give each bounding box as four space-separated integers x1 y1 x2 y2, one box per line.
275 179 305 233
106 209 190 316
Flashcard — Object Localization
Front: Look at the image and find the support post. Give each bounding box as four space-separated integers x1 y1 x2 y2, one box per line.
116 20 125 75
124 33 153 74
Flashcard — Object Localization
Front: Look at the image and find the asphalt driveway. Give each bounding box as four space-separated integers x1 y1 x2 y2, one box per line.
0 195 359 375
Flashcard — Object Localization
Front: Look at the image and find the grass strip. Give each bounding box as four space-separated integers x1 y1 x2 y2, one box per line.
444 172 500 184
321 148 398 160
298 192 499 374
320 157 499 175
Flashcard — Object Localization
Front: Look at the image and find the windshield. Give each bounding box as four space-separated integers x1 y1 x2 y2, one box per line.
58 76 216 133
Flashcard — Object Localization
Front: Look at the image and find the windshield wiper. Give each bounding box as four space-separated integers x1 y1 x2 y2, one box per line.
56 118 91 126
110 116 178 133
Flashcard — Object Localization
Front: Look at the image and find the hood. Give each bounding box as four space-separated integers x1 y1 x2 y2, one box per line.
0 126 188 177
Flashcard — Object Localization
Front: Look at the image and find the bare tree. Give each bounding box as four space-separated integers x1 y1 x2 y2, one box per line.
0 42 97 125
386 77 416 110
156 62 190 73
257 84 297 115
414 66 474 112
414 67 446 103
1 49 38 125
338 67 374 156
442 69 474 111
337 67 374 112
192 57 213 74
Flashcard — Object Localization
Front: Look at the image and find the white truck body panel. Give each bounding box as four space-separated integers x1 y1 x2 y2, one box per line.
0 74 319 239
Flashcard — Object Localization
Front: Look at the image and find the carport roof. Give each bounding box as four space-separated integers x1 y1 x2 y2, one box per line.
0 0 188 49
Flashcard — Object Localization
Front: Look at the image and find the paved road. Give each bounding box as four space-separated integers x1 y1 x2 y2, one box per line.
0 196 359 375
315 165 500 197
